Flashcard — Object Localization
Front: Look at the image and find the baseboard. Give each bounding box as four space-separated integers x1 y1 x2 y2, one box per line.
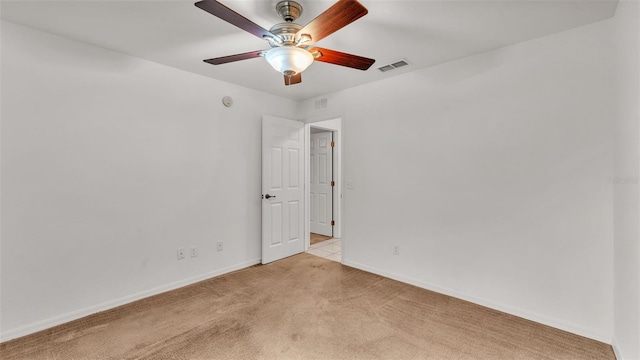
0 258 261 343
612 337 622 360
342 259 611 344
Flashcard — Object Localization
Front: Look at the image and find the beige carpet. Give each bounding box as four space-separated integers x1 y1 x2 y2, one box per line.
1 253 614 359
310 233 332 245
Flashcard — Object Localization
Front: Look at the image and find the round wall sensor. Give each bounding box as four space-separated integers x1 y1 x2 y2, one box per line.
222 96 233 107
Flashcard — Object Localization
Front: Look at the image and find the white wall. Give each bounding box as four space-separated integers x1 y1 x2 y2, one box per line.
301 19 615 342
0 21 298 340
612 1 640 359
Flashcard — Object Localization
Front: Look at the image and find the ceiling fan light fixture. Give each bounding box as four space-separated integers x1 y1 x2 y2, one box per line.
265 46 314 75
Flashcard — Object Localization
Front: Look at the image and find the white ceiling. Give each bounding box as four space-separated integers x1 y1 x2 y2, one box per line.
1 0 618 101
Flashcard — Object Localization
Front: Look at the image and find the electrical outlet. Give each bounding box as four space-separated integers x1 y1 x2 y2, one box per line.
216 241 223 252
177 248 185 260
190 246 198 258
393 244 399 255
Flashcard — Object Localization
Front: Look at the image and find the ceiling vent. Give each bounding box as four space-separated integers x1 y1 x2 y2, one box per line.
391 59 410 68
378 59 410 73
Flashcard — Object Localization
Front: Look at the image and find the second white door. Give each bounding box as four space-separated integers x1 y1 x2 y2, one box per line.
310 131 333 236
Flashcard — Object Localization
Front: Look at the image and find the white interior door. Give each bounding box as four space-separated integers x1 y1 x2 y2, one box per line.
262 115 305 264
310 131 333 236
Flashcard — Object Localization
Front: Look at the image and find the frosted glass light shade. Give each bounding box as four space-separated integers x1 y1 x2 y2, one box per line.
265 46 314 75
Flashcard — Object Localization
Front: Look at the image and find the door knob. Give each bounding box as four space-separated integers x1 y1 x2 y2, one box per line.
264 194 276 199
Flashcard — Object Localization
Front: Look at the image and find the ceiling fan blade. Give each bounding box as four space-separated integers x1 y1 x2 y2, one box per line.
284 73 302 86
195 0 276 39
203 50 265 65
297 0 368 44
309 47 375 70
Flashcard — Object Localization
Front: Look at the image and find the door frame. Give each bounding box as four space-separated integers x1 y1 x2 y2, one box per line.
304 118 342 253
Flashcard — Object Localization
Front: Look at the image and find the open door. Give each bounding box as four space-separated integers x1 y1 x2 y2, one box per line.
310 131 333 236
262 115 305 264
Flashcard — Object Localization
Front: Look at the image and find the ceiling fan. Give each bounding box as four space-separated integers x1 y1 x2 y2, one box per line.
195 0 375 86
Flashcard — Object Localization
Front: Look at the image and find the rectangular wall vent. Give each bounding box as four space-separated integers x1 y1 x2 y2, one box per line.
378 59 410 73
314 98 328 111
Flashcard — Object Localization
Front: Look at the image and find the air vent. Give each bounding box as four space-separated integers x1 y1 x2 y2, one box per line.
378 59 410 73
315 98 328 111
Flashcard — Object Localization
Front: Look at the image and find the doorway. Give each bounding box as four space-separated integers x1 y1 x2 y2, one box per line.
309 129 333 238
305 118 342 262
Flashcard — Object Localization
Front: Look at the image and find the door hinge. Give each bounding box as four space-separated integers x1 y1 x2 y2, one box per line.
331 220 335 226
331 180 335 187
331 141 335 148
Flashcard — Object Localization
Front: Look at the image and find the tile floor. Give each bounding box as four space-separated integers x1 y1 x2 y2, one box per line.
306 238 342 262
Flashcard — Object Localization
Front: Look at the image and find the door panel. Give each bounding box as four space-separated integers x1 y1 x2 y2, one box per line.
270 203 283 245
262 116 305 264
270 148 283 189
289 149 300 188
289 200 300 241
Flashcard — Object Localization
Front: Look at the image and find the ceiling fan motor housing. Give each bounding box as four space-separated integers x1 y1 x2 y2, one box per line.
276 1 302 22
269 22 303 46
